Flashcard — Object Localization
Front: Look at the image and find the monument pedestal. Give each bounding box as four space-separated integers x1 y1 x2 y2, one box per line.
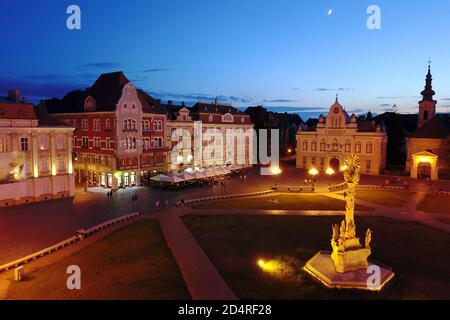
304 251 395 291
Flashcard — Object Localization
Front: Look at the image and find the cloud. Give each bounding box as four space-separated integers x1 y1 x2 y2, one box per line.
441 98 450 101
315 88 355 92
150 91 255 104
262 99 299 103
376 96 404 99
77 62 121 70
379 103 393 107
265 106 326 112
142 68 171 73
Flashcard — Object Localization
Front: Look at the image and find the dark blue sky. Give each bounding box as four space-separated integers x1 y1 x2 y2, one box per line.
1 0 450 119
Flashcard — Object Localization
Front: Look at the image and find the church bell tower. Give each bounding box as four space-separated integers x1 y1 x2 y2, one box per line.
418 63 437 128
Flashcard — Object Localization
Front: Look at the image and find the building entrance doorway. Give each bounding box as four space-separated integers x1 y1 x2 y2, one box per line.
418 162 432 179
329 158 340 172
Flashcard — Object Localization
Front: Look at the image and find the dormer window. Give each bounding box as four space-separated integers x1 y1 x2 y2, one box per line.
222 113 233 123
84 96 96 112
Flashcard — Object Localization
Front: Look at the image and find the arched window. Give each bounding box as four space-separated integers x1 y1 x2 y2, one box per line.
345 140 351 153
320 139 326 151
424 110 429 121
302 140 308 151
355 142 361 153
366 142 373 154
105 119 111 131
332 139 338 151
153 120 162 131
311 140 317 152
123 119 136 131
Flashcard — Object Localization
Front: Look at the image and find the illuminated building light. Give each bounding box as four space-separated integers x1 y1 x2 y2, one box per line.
326 167 335 176
308 168 319 176
340 165 348 172
271 166 282 175
68 162 73 174
52 165 57 176
418 157 432 163
33 164 39 178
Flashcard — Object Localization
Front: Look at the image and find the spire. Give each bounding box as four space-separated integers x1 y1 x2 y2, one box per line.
335 93 339 103
421 62 436 102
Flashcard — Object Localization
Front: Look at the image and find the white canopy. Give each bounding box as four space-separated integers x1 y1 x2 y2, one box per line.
176 172 195 181
150 174 167 182
161 174 184 184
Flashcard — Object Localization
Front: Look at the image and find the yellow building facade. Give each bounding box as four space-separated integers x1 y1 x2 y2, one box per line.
296 99 387 175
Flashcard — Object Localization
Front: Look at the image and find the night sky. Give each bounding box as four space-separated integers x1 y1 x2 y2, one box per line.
1 0 450 119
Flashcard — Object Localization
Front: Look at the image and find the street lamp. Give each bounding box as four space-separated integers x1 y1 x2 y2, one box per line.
271 166 282 190
326 167 335 189
308 168 319 187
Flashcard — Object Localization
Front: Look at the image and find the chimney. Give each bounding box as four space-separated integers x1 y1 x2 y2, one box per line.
8 89 20 103
181 101 185 107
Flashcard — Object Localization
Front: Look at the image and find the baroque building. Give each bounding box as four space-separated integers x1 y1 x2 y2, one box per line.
296 97 388 175
44 72 168 189
164 101 254 170
0 89 75 206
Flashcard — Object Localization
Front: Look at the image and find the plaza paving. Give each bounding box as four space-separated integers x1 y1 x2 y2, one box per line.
0 164 449 299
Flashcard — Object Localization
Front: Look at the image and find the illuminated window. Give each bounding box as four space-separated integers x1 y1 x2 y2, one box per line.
81 119 89 131
366 142 373 154
320 140 326 151
105 119 111 131
82 137 89 148
345 140 351 153
302 141 308 151
311 140 317 152
355 142 361 153
332 139 338 151
20 137 29 152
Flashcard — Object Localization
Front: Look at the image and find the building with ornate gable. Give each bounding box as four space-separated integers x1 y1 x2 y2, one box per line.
296 97 388 175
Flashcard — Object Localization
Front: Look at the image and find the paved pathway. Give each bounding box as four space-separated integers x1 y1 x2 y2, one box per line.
159 208 236 300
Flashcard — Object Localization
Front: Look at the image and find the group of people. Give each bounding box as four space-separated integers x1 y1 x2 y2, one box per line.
106 191 113 199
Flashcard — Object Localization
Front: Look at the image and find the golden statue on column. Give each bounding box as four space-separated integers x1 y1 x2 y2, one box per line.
331 154 371 273
303 153 394 290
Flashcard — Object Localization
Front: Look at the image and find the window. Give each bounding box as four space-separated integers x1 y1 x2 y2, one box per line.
93 137 101 149
345 140 351 153
73 119 77 129
105 138 110 150
58 158 66 171
355 142 361 154
424 110 429 121
123 119 136 131
222 113 233 122
153 120 162 131
93 119 101 131
64 119 71 125
366 142 373 154
105 119 111 131
82 137 89 148
143 137 150 150
39 135 48 150
72 136 77 147
303 156 307 167
320 158 325 167
132 104 136 109
142 120 150 131
311 141 317 152
302 141 308 151
20 137 29 152
312 157 316 165
320 140 326 152
153 137 163 148
81 119 89 131
366 161 371 170
40 159 49 173
332 139 338 151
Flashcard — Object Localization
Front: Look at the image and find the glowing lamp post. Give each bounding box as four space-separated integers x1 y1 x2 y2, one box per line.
308 168 319 186
326 167 335 188
271 166 282 190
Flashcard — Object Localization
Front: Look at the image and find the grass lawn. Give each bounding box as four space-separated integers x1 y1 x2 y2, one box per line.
183 215 450 300
355 190 414 208
417 194 450 214
191 194 373 211
5 220 190 300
